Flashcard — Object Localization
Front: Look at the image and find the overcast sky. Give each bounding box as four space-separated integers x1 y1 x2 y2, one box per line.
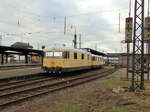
0 0 149 53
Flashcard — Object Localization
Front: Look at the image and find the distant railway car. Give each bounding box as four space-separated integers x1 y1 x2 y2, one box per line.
42 48 104 73
32 56 41 63
91 55 104 68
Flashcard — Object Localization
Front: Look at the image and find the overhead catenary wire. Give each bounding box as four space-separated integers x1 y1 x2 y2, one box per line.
2 3 130 21
0 3 130 48
7 1 129 19
0 3 133 29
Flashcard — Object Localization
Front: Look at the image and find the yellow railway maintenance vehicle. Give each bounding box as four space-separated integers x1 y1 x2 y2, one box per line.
42 48 105 73
91 54 104 69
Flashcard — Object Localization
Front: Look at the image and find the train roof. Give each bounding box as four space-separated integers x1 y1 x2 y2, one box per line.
91 54 103 58
44 47 91 54
44 47 107 56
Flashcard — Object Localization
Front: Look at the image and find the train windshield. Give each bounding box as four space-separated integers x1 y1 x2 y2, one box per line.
54 52 63 57
45 52 53 57
45 51 68 58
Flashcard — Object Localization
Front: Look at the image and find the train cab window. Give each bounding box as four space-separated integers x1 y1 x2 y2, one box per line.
74 53 77 59
82 54 84 60
54 52 63 58
45 51 69 59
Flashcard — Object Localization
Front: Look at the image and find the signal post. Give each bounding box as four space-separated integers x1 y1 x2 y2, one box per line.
125 17 133 80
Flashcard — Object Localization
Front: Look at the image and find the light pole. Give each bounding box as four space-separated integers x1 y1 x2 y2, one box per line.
71 25 77 49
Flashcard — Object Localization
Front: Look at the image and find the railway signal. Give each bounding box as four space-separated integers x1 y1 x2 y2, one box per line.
125 0 133 80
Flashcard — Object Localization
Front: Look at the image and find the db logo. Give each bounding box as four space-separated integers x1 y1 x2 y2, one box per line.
51 61 55 65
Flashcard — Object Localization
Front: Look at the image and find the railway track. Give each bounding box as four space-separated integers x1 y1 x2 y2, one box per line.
0 68 117 110
0 69 101 87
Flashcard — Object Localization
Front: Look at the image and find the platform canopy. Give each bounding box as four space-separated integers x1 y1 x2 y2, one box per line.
0 45 43 64
0 45 43 55
81 48 106 56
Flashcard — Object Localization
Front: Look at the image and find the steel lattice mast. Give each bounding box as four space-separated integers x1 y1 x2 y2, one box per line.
130 0 145 91
147 0 150 81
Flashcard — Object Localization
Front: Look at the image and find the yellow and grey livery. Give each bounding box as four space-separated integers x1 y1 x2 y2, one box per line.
42 48 104 73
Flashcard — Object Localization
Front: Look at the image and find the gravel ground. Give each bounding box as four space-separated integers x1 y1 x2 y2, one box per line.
0 69 115 112
2 68 150 112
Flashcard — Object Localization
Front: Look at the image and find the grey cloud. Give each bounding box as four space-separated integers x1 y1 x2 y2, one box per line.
0 0 127 53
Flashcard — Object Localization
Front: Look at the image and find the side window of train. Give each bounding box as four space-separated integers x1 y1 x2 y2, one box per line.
92 56 95 61
74 52 77 59
87 55 89 60
62 52 69 59
67 52 70 58
82 54 84 60
62 52 67 58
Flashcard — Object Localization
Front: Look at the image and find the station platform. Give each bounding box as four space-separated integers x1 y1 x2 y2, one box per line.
0 63 42 70
0 66 44 80
0 63 41 67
